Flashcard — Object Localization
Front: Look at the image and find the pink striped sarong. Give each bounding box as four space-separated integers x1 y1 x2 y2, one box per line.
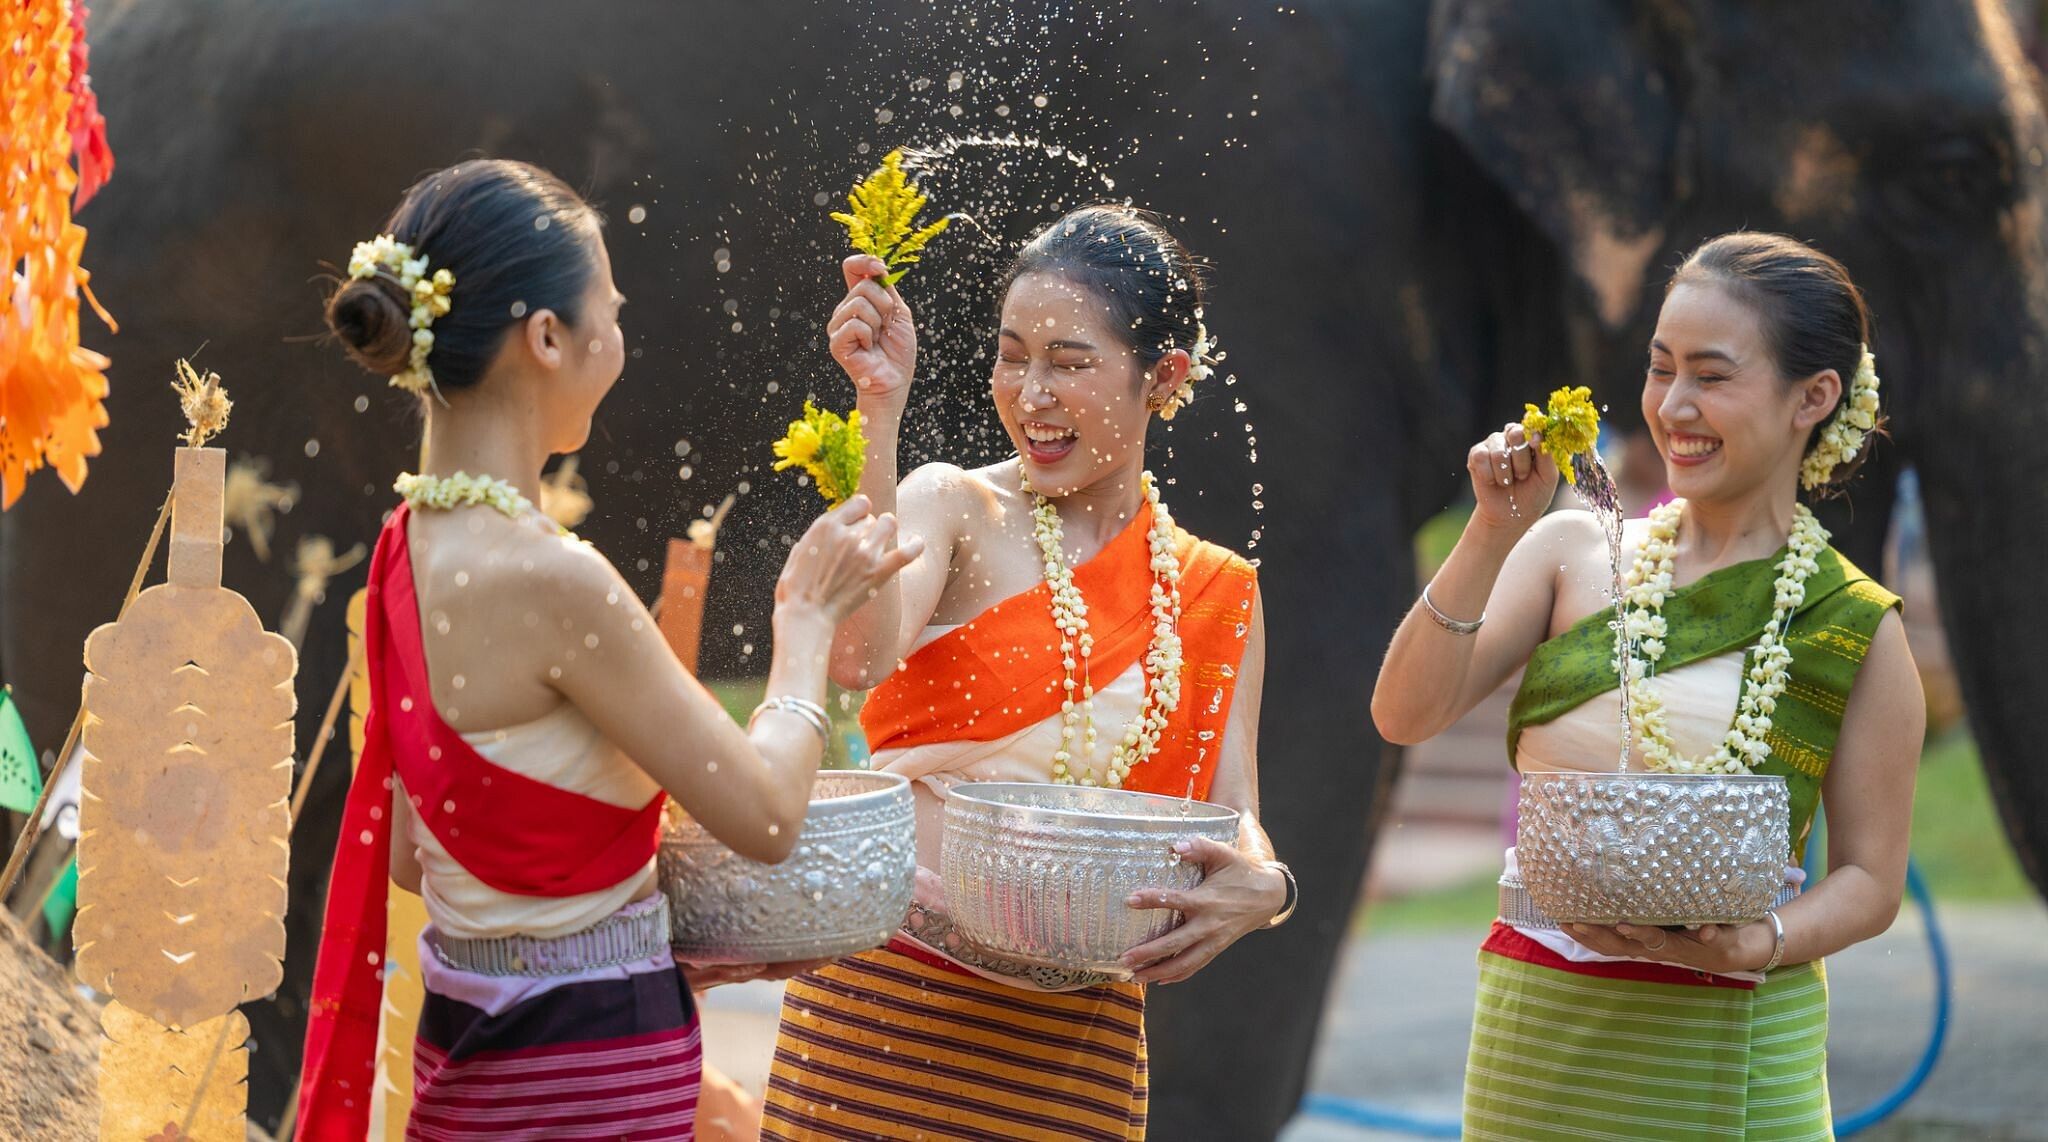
406 956 702 1140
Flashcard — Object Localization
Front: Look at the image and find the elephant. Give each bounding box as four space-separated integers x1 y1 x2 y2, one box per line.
5 1 2045 1138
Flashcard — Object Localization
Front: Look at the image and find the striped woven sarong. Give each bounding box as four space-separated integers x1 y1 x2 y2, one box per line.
407 962 702 1140
763 944 1149 1140
1464 924 1832 1141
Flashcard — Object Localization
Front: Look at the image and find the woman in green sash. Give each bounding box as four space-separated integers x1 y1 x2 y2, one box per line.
1373 232 1924 1140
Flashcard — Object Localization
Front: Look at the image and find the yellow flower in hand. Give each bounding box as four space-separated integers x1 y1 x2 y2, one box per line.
773 419 822 472
829 149 951 285
1521 385 1601 484
773 401 866 507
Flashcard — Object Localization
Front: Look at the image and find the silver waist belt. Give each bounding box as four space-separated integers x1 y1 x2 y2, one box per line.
427 895 672 977
1498 874 1798 930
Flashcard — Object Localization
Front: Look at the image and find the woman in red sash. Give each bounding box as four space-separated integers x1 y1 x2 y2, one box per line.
295 160 917 1141
761 206 1294 1140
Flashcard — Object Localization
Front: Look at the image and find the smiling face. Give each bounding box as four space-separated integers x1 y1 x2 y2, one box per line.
992 271 1180 497
538 231 627 454
1643 280 1842 505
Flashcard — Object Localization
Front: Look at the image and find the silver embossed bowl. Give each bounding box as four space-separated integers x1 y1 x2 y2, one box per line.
1516 772 1791 926
941 782 1240 973
660 769 916 963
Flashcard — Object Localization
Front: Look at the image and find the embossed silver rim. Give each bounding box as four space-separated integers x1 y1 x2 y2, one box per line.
946 781 1240 828
1522 773 1788 786
667 768 912 842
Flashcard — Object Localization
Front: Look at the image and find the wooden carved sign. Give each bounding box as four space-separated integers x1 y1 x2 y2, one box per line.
76 446 296 1132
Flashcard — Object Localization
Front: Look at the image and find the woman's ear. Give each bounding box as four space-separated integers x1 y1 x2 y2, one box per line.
1146 348 1192 407
521 308 566 371
1793 368 1844 431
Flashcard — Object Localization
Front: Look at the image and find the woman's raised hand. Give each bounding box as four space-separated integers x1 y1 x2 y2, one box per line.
776 495 924 624
1468 420 1560 532
828 254 917 405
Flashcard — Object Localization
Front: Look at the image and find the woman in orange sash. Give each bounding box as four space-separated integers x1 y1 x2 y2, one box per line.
295 160 916 1141
762 206 1294 1140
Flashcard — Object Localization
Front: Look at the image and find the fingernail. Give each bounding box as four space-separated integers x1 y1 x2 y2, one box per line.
1126 894 1143 906
1173 841 1192 854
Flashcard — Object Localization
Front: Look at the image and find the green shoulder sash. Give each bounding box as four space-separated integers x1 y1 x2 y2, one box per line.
1507 544 1900 860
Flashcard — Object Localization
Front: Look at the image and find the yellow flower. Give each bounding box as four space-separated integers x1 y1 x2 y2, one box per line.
772 418 822 471
829 149 951 285
772 401 867 507
1521 385 1601 484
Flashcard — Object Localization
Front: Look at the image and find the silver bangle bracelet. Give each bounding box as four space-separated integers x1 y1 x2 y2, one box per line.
749 696 832 746
1420 585 1484 635
1759 909 1787 975
1261 860 1298 930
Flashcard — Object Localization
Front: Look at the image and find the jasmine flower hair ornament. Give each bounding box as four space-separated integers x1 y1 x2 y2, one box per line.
347 234 455 396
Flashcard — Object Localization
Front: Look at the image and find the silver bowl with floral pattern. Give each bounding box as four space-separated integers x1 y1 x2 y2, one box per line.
1516 772 1791 926
940 782 1240 972
660 769 916 963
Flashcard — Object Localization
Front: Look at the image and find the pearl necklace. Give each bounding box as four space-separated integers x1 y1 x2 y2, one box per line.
1621 498 1829 775
1028 470 1185 788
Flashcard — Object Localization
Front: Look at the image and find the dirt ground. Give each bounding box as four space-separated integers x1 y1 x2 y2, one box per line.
0 909 97 1140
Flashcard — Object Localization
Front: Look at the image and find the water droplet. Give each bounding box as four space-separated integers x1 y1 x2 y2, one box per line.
995 104 1011 117
451 674 466 690
947 70 965 91
766 380 780 394
510 300 529 318
534 215 551 231
678 464 694 481
454 570 470 587
627 204 648 225
768 824 781 837
733 624 746 636
584 633 600 649
354 395 370 413
742 642 755 655
523 611 540 627
876 107 895 124
548 666 563 679
304 438 321 458
813 191 831 206
723 299 740 316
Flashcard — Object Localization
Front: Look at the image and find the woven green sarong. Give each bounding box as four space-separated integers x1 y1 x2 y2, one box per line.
1463 542 1899 1139
1466 957 1831 1140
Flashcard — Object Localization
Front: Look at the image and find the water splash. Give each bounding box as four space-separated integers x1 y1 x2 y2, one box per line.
1566 451 1638 773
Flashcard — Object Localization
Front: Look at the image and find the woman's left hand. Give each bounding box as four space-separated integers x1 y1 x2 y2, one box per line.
1566 921 1770 975
1118 838 1287 985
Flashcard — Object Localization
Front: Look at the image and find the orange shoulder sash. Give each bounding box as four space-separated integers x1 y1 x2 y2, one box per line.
860 503 1257 800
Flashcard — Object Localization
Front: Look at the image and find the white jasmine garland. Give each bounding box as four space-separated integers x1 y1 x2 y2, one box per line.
395 471 533 520
1800 344 1880 490
1621 498 1830 775
1030 470 1184 788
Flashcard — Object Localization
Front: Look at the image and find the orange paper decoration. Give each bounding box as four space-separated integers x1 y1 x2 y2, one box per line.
1 0 116 508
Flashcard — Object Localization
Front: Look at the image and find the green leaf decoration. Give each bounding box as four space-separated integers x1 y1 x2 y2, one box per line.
42 856 78 943
0 687 40 814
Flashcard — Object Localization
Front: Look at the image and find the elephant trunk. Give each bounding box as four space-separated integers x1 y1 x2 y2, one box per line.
1911 258 2048 896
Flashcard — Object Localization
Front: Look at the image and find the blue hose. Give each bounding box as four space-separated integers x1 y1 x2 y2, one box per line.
1297 856 1952 1137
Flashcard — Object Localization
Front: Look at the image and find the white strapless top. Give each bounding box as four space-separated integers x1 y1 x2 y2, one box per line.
400 700 660 940
1515 649 1745 772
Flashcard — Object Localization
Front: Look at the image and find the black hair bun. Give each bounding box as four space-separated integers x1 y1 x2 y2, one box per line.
326 275 414 377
